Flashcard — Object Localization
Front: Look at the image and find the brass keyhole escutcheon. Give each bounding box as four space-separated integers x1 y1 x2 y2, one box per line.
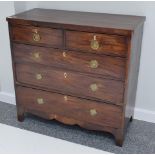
90 60 99 69
33 52 40 59
37 98 44 105
36 73 42 80
90 109 97 116
63 51 66 57
64 95 68 101
64 72 67 78
90 35 99 50
90 83 98 92
33 29 41 42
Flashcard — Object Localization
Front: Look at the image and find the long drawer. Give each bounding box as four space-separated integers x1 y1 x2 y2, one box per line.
16 86 122 128
16 63 124 105
66 30 127 57
13 43 125 80
11 26 63 48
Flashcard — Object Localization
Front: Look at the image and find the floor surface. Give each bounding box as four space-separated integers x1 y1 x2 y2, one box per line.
0 102 155 154
0 123 109 154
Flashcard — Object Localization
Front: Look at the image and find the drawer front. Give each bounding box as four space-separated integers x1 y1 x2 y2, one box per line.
16 86 122 128
16 63 124 105
13 44 125 80
11 26 63 48
66 31 127 57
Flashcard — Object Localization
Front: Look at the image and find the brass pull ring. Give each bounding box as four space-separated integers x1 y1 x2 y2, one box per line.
90 83 98 92
90 60 99 69
37 98 44 105
36 73 42 80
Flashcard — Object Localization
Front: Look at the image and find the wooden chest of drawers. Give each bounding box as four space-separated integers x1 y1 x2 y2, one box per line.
7 9 145 146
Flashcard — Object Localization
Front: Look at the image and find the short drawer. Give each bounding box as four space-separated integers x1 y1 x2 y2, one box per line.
13 44 125 80
66 31 127 57
16 63 124 105
11 26 63 48
16 86 122 128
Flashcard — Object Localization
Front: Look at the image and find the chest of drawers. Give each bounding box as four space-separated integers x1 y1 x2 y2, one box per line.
7 9 145 146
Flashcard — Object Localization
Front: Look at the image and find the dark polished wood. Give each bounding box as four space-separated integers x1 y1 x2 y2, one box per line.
16 63 124 105
13 43 126 80
11 25 63 48
7 8 145 146
17 105 25 122
66 30 127 57
16 86 122 128
7 8 145 36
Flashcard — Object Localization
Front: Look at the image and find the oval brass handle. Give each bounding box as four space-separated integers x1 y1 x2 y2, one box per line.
89 60 99 69
90 83 98 92
36 73 42 80
90 109 97 116
90 35 99 50
37 98 44 105
33 29 41 42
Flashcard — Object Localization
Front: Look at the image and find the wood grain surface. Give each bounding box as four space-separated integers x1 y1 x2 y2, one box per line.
13 43 126 80
16 86 122 128
16 63 124 105
66 30 128 57
11 25 63 48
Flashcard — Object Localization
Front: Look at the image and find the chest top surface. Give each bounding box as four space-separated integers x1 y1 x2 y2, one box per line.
7 8 145 31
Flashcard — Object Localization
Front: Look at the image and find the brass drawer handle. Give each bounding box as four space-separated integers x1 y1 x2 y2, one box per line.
90 83 98 92
64 72 67 78
89 60 99 69
33 29 41 42
36 73 42 80
64 95 68 101
37 98 44 105
90 109 97 116
90 35 99 50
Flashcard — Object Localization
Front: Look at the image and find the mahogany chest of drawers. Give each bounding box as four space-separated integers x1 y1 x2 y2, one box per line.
7 8 145 146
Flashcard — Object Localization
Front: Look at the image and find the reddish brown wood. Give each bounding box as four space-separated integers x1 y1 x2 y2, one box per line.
11 25 63 48
7 8 145 146
66 30 128 57
114 128 124 147
7 8 145 36
16 86 122 128
15 63 124 105
123 23 145 133
24 107 117 135
17 105 25 122
13 43 126 80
